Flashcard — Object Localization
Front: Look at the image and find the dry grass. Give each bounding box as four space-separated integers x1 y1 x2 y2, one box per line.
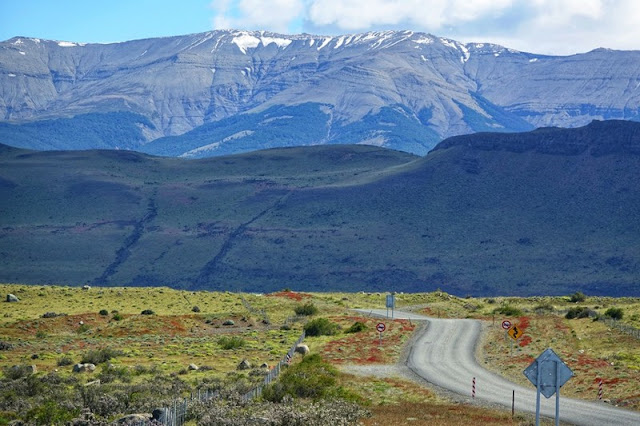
2 284 639 424
479 296 640 410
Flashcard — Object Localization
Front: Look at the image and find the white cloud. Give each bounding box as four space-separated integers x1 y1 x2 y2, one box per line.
473 0 640 54
307 0 514 30
210 0 640 54
211 0 305 33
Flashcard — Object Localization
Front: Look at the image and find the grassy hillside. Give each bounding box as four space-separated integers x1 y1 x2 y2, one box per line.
1 284 638 424
0 120 639 295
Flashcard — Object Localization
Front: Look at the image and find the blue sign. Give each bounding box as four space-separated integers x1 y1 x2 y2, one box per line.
523 348 574 398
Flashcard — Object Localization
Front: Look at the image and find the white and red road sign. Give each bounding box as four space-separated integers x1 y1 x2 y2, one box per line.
376 322 386 332
501 320 512 330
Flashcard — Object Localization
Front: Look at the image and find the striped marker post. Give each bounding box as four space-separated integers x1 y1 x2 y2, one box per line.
598 379 603 400
472 377 476 398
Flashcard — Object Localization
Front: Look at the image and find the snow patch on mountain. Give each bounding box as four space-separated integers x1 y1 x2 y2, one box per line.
232 31 292 53
57 41 85 47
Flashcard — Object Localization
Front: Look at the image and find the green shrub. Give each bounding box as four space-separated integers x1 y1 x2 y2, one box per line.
25 401 78 425
304 318 340 337
77 324 90 334
262 354 341 402
99 309 109 316
534 303 554 313
294 302 319 316
141 309 155 315
565 307 591 319
569 292 586 303
98 364 132 383
111 313 123 321
80 348 123 365
345 321 366 333
217 336 246 350
57 356 74 367
604 307 624 320
492 305 523 317
2 365 34 380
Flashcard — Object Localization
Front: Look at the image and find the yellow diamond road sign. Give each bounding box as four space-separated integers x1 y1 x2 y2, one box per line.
508 325 522 341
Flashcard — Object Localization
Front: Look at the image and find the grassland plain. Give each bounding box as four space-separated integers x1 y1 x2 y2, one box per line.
2 284 639 424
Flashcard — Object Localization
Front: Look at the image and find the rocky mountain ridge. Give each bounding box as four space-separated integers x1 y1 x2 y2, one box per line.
1 30 640 156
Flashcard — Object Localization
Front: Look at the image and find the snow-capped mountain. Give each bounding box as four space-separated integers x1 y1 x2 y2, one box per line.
1 30 639 156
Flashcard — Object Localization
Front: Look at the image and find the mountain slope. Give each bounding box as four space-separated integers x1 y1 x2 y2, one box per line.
1 120 638 295
1 31 639 156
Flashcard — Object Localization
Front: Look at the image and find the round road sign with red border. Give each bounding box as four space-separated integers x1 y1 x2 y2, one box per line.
376 322 386 332
501 320 512 330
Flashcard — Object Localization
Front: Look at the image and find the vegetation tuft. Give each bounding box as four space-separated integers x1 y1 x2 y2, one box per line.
217 336 246 350
565 306 593 319
304 318 340 337
604 307 624 320
262 354 355 402
80 348 123 365
294 302 319 316
345 321 367 333
569 292 587 303
492 305 523 317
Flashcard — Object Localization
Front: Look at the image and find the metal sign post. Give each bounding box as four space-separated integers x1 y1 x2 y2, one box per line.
507 324 521 356
376 322 386 345
385 294 395 318
523 348 574 426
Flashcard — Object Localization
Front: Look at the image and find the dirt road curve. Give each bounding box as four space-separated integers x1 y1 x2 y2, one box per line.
355 309 640 426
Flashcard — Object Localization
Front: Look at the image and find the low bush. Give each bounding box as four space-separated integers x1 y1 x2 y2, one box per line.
604 307 624 320
294 302 318 316
492 305 523 317
534 303 554 313
217 336 246 350
565 306 592 319
57 356 74 367
98 364 132 384
80 348 123 365
99 309 109 316
262 354 341 401
141 309 155 315
304 318 340 337
569 292 586 303
193 398 367 426
345 321 367 333
2 365 34 380
25 401 78 425
111 313 123 321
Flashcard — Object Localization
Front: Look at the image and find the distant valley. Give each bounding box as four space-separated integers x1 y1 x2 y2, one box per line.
1 120 638 296
1 30 640 156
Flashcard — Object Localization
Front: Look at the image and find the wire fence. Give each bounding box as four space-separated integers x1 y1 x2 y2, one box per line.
241 296 270 325
599 317 640 339
126 330 305 426
240 330 306 402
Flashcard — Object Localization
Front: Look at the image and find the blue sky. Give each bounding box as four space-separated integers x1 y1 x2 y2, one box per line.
1 0 639 55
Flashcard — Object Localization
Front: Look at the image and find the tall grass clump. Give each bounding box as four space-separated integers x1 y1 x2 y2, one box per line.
303 318 340 337
294 302 319 316
217 336 246 350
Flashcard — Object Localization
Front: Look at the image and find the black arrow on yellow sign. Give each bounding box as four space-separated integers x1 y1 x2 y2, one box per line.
508 325 521 341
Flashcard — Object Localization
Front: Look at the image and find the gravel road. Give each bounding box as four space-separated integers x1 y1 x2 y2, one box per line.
353 309 640 426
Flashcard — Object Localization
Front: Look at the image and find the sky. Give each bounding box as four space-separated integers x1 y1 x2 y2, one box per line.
1 0 639 55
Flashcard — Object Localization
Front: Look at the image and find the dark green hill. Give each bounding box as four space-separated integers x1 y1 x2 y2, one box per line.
0 121 638 296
